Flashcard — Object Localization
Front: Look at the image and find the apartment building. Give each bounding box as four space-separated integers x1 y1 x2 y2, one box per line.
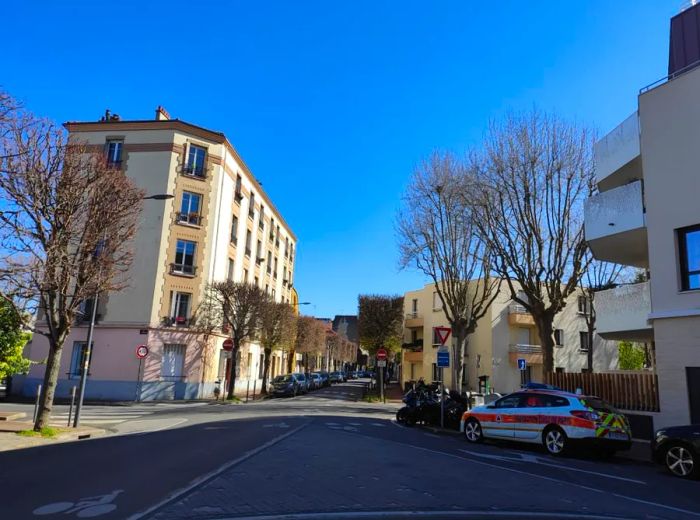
18 107 297 400
400 283 618 393
584 4 700 429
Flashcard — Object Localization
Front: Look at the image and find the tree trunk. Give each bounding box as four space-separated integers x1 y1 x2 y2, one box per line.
534 315 555 374
587 320 595 372
261 347 272 394
34 331 67 430
451 329 465 392
286 348 295 373
226 342 240 399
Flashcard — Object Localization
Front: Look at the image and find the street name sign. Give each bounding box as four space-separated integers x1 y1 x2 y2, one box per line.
377 359 387 367
517 358 527 371
435 327 452 346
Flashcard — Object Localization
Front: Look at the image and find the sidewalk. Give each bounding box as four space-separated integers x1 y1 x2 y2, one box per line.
0 424 105 452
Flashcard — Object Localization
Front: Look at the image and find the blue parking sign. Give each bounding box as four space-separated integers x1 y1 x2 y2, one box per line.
437 350 450 368
517 358 527 371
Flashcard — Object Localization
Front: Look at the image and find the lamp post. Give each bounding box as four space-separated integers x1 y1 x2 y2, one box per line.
73 193 173 427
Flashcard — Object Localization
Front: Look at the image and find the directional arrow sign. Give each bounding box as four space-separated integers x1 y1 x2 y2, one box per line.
434 327 451 346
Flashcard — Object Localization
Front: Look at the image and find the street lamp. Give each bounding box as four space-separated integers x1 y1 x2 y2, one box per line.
73 193 173 427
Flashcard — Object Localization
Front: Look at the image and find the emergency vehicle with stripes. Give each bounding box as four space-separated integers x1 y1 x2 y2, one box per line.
460 389 632 455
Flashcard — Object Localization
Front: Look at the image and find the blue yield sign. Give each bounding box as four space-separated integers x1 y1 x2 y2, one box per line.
437 349 450 368
517 358 527 371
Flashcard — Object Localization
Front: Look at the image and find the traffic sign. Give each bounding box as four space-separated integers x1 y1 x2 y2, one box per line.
435 327 451 346
517 358 527 371
377 359 387 368
222 338 234 351
376 348 387 360
437 350 450 368
136 345 149 359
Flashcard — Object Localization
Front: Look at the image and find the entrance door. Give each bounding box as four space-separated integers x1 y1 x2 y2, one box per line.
686 367 700 423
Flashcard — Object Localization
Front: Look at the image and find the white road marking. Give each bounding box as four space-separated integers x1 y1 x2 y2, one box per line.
262 422 290 429
424 433 440 438
128 422 310 520
348 422 361 426
371 423 386 427
458 450 646 484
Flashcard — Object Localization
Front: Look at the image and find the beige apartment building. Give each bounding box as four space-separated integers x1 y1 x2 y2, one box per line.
18 107 297 400
584 4 700 429
400 283 618 394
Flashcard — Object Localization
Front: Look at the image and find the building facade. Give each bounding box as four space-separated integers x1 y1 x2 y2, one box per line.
400 283 618 394
18 107 297 400
584 4 700 429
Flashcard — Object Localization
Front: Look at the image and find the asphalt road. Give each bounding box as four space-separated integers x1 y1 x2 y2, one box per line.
1 381 699 520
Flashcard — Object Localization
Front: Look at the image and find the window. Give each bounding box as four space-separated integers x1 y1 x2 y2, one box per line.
106 140 123 167
495 394 523 408
161 344 186 381
432 291 442 311
267 252 272 273
577 295 589 315
249 194 255 219
679 224 700 291
272 288 276 298
265 283 269 293
275 226 280 248
410 329 418 343
285 237 290 258
235 174 243 201
259 206 265 229
432 363 439 382
78 297 99 322
69 341 93 379
243 268 249 281
186 144 206 177
247 352 253 377
411 298 418 313
269 218 275 240
256 240 262 259
579 331 590 352
255 276 259 286
178 192 202 225
520 394 569 407
273 257 278 278
554 329 564 347
245 230 252 256
171 292 191 324
217 353 227 380
173 240 196 275
227 258 235 281
230 215 239 244
432 327 443 346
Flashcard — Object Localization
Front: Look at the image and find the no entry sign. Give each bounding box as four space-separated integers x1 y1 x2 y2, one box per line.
136 345 149 359
222 338 234 351
376 348 387 361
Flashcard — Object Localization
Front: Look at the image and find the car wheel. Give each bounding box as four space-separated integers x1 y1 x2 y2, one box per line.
292 386 298 397
665 443 697 479
464 418 483 443
396 408 407 424
543 426 567 456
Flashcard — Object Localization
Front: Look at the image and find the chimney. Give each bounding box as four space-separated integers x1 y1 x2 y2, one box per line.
669 1 700 76
155 105 170 121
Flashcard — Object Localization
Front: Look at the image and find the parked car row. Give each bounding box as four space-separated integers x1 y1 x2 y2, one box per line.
270 370 371 397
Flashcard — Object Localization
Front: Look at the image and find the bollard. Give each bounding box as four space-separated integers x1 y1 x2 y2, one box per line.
33 384 42 423
252 379 257 400
67 386 77 427
246 380 250 403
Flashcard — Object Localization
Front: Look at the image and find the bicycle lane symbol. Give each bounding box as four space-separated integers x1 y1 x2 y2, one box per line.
32 489 123 518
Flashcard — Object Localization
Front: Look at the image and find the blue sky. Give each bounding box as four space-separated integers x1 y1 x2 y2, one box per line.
3 1 676 318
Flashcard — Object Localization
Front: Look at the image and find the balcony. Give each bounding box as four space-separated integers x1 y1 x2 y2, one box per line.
405 312 423 328
169 263 197 277
508 344 543 365
404 350 423 363
584 180 648 267
176 212 202 226
594 112 642 191
594 281 653 342
508 304 535 327
162 316 190 328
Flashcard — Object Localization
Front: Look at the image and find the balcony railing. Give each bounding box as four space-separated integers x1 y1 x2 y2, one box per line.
169 263 197 276
234 190 243 203
405 312 421 319
509 344 542 354
508 303 529 314
181 164 206 179
176 212 202 226
162 316 190 327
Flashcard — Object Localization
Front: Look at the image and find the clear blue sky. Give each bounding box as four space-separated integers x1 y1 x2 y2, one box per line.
3 1 676 318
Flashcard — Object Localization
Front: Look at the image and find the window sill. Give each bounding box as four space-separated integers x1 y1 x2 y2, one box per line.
176 220 202 229
181 172 206 181
578 349 589 354
170 271 196 279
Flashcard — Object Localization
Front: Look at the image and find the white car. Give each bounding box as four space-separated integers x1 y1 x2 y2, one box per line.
460 388 632 456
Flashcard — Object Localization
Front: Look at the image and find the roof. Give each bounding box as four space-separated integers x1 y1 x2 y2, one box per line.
63 117 297 241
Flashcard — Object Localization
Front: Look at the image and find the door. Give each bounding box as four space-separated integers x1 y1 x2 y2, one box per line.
514 393 546 440
686 367 700 423
482 393 523 439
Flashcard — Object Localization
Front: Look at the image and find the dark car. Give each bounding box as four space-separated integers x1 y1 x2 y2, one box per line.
347 371 359 380
329 371 344 384
307 373 322 391
652 424 700 479
271 374 302 397
292 372 309 393
314 371 330 387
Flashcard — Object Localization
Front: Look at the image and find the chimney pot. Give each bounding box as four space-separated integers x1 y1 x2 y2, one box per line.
155 106 170 121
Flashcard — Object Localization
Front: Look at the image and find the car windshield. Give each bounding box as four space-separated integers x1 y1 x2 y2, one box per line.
294 374 305 380
273 375 293 383
580 397 619 414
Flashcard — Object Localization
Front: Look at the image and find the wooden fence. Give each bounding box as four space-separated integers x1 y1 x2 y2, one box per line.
544 371 659 412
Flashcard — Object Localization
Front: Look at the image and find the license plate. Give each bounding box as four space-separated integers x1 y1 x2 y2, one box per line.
607 432 629 441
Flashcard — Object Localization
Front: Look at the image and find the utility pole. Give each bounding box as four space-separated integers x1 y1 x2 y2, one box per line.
73 291 98 427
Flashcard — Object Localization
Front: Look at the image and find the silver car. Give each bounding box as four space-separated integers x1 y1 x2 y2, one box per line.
292 372 309 393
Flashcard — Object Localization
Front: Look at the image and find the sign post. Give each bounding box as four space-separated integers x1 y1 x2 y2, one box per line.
518 358 527 387
435 327 452 429
135 345 149 402
377 348 387 403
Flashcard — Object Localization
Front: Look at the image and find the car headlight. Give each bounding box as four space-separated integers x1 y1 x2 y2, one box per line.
655 429 666 439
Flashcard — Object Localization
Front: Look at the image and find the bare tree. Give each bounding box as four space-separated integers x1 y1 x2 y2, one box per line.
471 110 596 373
208 281 265 399
295 316 325 372
357 295 404 357
259 298 296 393
0 99 144 429
579 252 625 372
190 289 227 395
398 152 501 391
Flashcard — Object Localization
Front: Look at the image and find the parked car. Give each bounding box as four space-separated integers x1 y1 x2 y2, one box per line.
329 371 344 384
307 373 322 391
314 371 330 387
652 424 700 479
292 372 309 393
348 371 359 380
271 374 302 397
460 388 632 457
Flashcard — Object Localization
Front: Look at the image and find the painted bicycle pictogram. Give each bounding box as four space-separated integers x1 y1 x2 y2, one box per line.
33 489 123 518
